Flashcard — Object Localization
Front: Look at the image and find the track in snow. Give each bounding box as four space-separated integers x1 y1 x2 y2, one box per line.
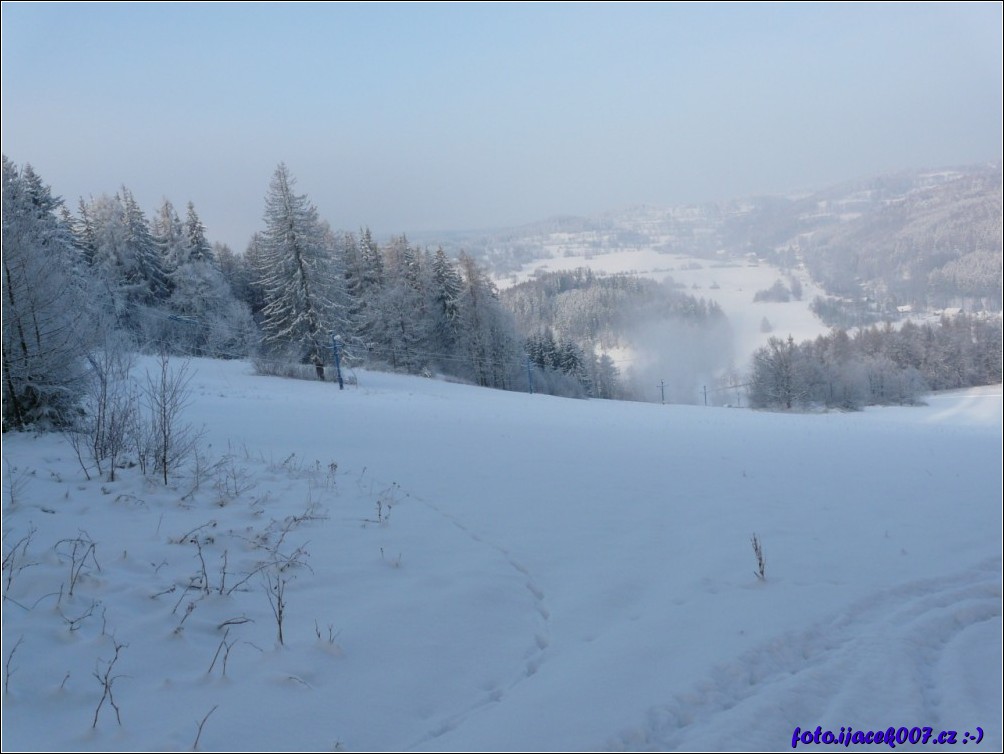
610 558 1002 751
408 494 553 748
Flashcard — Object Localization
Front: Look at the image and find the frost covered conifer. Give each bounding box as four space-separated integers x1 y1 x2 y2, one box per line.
2 157 94 428
367 236 426 371
120 187 169 304
456 252 519 389
184 202 213 263
151 199 187 287
429 247 463 357
254 164 345 368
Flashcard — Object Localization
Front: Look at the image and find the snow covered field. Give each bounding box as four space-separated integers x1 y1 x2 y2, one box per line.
2 359 1001 751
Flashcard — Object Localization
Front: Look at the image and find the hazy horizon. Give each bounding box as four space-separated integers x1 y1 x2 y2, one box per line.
3 2 1001 249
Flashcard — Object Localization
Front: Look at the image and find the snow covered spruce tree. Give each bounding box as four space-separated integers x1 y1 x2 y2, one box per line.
157 201 257 358
456 252 520 389
74 189 170 343
428 247 463 361
338 227 384 347
253 164 346 373
2 157 94 429
366 235 428 372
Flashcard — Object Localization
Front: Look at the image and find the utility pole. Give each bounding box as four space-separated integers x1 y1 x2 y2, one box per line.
658 380 665 405
526 358 534 395
331 333 344 390
703 385 708 406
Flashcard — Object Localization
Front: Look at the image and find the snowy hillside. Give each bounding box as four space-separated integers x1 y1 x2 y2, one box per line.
2 358 1001 751
425 163 1001 317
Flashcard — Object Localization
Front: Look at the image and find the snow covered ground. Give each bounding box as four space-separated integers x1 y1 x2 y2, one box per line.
2 359 1001 751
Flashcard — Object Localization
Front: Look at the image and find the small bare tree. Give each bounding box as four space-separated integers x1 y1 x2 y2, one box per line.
141 351 200 485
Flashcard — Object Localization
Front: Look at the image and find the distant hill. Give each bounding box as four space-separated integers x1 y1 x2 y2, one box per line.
410 163 1002 315
794 166 1001 310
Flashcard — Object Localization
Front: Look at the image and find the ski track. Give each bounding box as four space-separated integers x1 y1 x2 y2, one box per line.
408 494 552 748
610 558 1002 751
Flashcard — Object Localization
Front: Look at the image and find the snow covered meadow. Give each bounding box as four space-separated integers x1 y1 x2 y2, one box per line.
2 358 1001 751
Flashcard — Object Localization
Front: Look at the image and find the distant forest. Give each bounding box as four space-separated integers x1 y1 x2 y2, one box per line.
749 315 1002 410
502 268 733 402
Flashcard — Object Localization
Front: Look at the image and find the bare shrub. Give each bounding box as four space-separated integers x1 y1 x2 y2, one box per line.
67 335 138 482
92 639 126 728
751 533 766 581
2 525 37 605
55 531 100 597
140 351 202 485
263 543 312 647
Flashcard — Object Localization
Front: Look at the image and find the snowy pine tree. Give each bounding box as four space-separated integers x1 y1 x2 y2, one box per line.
151 199 187 292
81 188 171 344
428 247 463 361
2 157 95 428
254 164 345 369
340 227 385 351
184 202 213 263
457 252 520 389
120 187 169 304
368 236 426 371
69 197 98 266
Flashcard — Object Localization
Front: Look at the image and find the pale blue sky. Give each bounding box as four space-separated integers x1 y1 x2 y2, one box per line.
3 2 1001 248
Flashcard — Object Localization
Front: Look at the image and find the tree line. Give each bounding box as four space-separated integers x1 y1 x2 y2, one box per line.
748 315 1002 411
3 158 628 431
8 155 998 429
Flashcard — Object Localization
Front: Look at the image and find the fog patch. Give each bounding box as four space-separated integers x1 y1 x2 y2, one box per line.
624 314 734 405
